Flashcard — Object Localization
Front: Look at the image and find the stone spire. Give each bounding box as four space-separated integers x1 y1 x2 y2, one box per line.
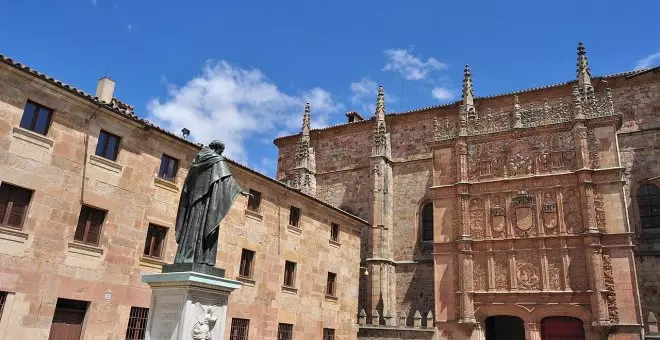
292 102 316 196
375 85 386 121
462 64 474 107
577 42 593 92
301 102 311 142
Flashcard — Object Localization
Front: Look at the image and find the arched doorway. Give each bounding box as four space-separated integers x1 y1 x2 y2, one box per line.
541 316 585 340
485 315 525 340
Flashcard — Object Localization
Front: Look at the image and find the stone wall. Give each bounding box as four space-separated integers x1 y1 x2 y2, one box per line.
0 61 366 340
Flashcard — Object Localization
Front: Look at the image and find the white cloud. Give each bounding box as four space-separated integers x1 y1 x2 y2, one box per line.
635 51 660 70
90 0 97 5
127 24 133 31
431 87 454 101
350 77 378 114
383 48 447 80
147 60 341 163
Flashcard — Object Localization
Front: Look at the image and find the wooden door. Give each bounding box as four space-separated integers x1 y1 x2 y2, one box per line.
541 316 585 340
48 308 85 340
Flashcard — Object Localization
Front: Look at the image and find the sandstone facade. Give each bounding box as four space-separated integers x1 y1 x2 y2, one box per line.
0 55 367 339
276 44 660 339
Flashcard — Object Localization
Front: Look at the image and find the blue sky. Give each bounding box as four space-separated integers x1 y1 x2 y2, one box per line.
1 0 658 176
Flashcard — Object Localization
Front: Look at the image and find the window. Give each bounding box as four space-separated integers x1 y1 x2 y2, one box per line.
323 328 335 340
158 154 179 181
125 307 149 340
0 291 6 319
247 189 261 212
239 249 255 278
19 100 53 135
0 183 32 229
283 261 296 287
330 223 339 242
143 224 167 259
638 184 660 229
95 130 121 161
229 318 250 340
326 272 337 297
289 206 300 227
277 323 293 340
421 203 433 242
74 206 106 245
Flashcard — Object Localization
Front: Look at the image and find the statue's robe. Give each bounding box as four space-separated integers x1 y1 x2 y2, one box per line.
174 148 241 266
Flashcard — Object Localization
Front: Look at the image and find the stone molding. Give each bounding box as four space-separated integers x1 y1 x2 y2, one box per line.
287 224 302 235
12 126 54 149
89 154 122 173
154 177 179 192
67 241 103 258
0 225 29 243
244 209 263 221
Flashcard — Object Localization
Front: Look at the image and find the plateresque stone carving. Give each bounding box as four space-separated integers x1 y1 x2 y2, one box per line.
192 302 219 340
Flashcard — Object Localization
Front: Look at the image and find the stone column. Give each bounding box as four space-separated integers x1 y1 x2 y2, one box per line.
584 235 610 326
458 241 475 323
142 264 241 340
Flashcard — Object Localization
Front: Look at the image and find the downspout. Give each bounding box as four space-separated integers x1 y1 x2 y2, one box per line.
81 104 101 204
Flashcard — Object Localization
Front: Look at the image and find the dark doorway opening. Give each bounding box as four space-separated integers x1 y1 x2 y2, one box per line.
485 315 525 340
541 316 585 340
48 298 88 340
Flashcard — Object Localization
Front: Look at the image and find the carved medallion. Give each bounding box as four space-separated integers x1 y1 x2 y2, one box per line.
490 196 506 235
517 263 540 290
470 198 485 239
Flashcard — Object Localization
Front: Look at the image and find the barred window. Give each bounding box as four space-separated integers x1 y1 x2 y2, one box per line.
125 307 149 340
277 323 293 340
230 318 249 340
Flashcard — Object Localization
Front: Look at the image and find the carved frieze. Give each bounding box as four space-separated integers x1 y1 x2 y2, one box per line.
602 253 619 323
568 249 589 291
494 255 509 290
562 188 582 234
542 191 558 235
470 198 485 239
587 129 601 169
490 196 506 238
516 253 540 290
473 254 487 291
546 250 562 291
594 189 606 232
512 192 535 237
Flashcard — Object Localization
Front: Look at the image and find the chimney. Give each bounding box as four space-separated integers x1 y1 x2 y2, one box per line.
96 77 115 103
346 111 364 123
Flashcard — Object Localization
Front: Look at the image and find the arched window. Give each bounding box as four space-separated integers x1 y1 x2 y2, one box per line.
638 184 660 229
421 203 433 242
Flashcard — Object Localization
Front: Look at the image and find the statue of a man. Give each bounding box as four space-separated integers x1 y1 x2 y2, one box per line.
174 140 246 266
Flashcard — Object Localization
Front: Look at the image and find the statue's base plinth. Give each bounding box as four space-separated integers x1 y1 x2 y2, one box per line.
141 266 241 340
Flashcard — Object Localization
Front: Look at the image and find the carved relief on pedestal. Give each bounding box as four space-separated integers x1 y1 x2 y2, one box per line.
546 250 562 291
512 192 536 237
602 253 619 323
568 249 589 291
192 303 219 340
516 253 540 290
494 255 509 290
473 254 487 291
594 189 607 232
541 191 558 235
562 188 582 234
470 198 485 239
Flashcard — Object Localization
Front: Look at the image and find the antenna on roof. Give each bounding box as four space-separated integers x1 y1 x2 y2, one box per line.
181 128 190 140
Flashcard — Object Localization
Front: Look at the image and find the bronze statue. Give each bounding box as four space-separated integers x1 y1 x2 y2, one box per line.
174 140 247 266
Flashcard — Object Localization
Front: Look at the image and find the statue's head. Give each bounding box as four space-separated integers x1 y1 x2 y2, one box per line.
209 140 225 155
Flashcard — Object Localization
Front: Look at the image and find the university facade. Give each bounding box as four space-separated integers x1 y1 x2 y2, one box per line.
275 43 660 340
0 42 658 340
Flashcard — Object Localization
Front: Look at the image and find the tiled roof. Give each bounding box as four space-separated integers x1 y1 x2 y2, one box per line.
0 53 369 225
273 67 656 142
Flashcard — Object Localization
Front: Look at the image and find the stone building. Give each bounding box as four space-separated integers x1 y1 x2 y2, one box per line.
0 54 368 339
275 43 660 339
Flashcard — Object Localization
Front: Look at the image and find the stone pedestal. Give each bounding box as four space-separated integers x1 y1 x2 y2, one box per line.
142 264 241 340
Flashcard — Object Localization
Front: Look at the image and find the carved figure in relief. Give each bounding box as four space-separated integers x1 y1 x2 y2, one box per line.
470 198 485 239
192 303 219 340
517 263 540 290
